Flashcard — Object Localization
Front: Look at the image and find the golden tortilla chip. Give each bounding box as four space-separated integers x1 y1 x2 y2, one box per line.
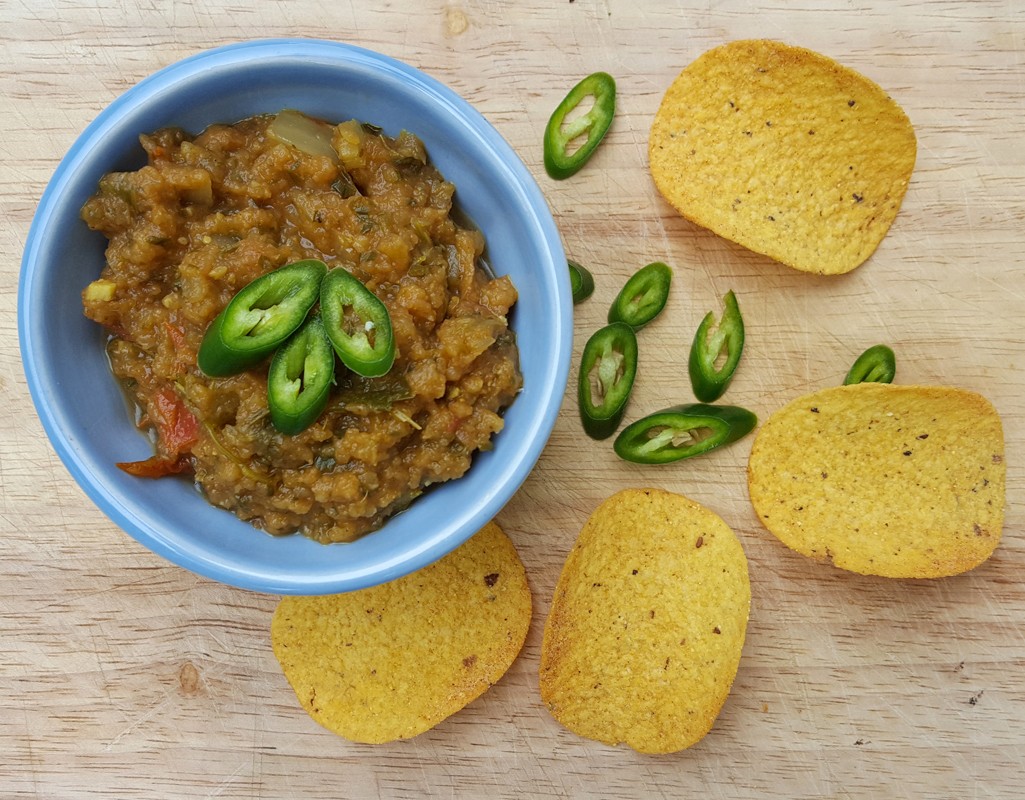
271 521 531 743
649 39 916 275
748 384 1005 578
539 488 750 754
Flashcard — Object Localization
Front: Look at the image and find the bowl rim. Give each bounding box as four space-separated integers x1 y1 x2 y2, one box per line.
18 38 572 594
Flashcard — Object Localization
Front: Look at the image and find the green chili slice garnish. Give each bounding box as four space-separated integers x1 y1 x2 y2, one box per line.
319 268 396 378
844 344 896 385
266 313 337 435
607 261 672 330
543 71 617 180
614 403 757 465
688 289 745 403
198 259 328 377
578 322 638 440
568 259 595 304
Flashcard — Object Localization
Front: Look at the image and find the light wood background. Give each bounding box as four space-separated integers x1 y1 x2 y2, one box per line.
3 2 1023 798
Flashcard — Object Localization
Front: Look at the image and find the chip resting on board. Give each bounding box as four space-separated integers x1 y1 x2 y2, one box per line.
271 521 531 743
539 488 750 754
649 39 917 275
747 383 1005 578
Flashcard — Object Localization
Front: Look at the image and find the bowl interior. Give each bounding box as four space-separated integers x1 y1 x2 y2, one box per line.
19 39 570 594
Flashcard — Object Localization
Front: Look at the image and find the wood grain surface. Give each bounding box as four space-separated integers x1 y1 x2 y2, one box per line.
3 2 1023 798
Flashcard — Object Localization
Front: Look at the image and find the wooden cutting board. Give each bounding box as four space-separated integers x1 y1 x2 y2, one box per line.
2 2 1023 798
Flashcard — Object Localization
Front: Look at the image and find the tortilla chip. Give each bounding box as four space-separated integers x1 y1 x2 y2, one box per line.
747 384 1005 578
539 488 750 754
271 521 531 743
649 39 916 275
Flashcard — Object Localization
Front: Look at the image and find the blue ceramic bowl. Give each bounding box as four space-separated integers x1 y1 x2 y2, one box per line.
18 39 571 594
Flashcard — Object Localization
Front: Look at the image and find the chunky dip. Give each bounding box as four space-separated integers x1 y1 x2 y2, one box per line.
81 111 521 543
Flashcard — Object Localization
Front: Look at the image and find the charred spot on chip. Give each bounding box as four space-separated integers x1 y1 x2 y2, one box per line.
483 572 499 587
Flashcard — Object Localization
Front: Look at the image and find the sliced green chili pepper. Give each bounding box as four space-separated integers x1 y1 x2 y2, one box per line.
688 289 745 402
319 268 396 378
198 259 327 377
607 261 672 330
578 322 638 440
568 260 595 304
844 344 896 385
544 71 616 180
614 403 757 465
267 313 336 435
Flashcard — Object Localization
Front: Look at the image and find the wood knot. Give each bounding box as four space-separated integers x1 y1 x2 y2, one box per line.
178 661 201 695
444 6 470 36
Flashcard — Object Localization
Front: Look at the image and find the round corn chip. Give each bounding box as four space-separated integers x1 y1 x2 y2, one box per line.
271 521 531 743
540 488 750 754
748 384 1005 578
649 39 917 275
